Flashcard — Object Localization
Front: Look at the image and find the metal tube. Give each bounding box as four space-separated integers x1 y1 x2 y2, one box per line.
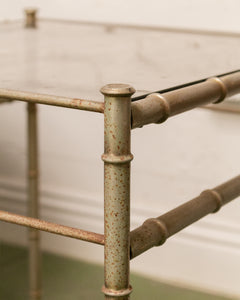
0 89 104 113
0 210 104 245
131 69 240 101
130 175 240 259
101 84 135 299
27 103 41 300
131 71 240 128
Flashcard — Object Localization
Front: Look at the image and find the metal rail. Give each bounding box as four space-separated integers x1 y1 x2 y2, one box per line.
0 210 104 245
131 71 240 128
27 103 41 300
0 89 104 113
131 69 240 101
130 175 240 259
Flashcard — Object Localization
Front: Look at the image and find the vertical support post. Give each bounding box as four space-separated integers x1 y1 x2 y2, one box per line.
101 84 135 299
27 103 41 300
24 8 37 28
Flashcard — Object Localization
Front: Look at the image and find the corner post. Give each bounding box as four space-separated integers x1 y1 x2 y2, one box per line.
27 103 41 300
101 84 135 299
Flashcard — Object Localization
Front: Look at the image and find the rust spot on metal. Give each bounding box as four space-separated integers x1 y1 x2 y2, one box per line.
0 88 104 113
71 98 82 107
207 77 228 103
131 71 240 129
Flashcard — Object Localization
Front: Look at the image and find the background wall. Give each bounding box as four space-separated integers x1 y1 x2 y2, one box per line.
0 2 240 299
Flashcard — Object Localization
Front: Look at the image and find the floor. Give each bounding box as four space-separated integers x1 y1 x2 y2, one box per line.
0 243 232 300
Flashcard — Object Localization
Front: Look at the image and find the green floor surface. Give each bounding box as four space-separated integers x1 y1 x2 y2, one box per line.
0 243 232 300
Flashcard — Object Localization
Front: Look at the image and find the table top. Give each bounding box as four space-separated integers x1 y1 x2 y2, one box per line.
1 20 240 101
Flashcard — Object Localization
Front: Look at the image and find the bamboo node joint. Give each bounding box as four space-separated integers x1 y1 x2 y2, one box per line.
102 285 133 297
207 77 228 103
201 189 223 212
143 218 169 246
101 153 133 164
147 93 170 123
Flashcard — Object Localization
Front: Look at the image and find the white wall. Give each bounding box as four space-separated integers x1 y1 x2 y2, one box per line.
2 0 240 34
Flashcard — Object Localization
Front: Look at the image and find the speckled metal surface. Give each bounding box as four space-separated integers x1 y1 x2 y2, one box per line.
101 84 135 299
131 72 240 128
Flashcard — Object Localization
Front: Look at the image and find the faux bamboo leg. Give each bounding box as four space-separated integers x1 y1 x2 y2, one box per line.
27 103 41 300
101 84 135 299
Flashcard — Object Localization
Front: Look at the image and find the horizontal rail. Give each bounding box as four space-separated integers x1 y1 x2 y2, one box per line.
0 89 104 113
130 175 240 259
131 71 240 128
0 210 104 245
132 69 240 101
